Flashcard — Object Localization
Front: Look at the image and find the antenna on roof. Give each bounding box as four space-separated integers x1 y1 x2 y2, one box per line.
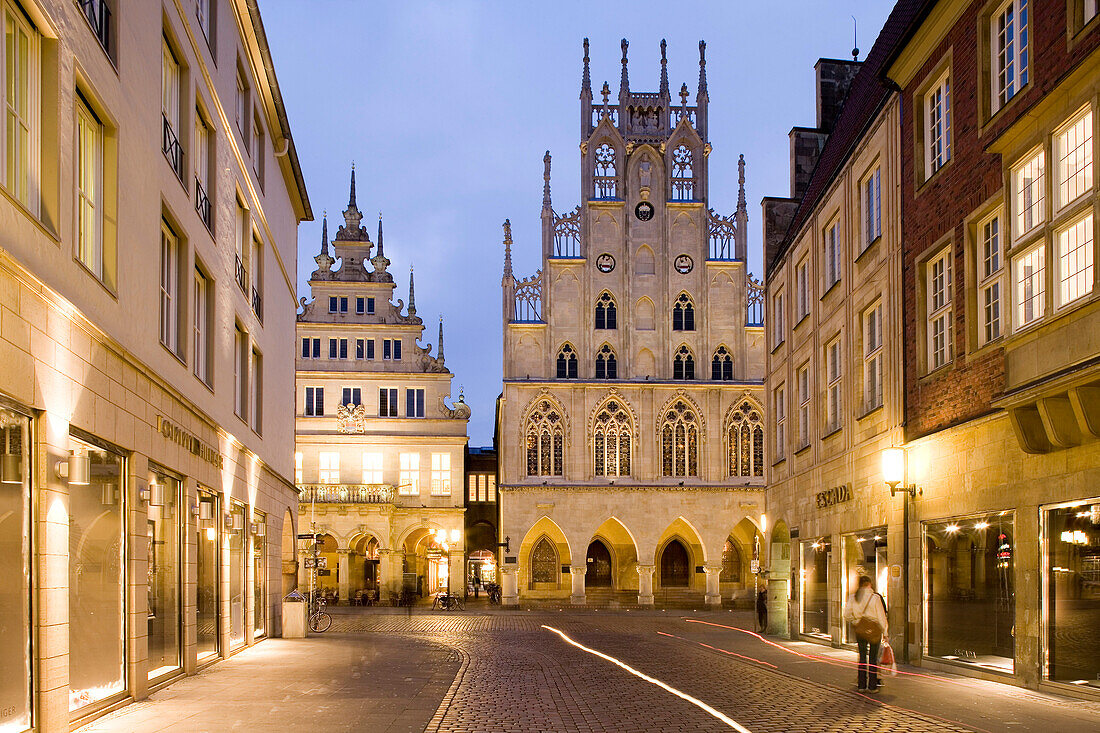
852 16 859 61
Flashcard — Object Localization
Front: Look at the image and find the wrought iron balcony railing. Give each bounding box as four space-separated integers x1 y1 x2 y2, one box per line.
162 114 183 181
78 0 111 55
298 484 395 505
252 286 263 323
234 255 248 295
195 178 211 230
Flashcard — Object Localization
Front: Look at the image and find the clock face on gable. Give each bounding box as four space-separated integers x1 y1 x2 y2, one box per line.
595 253 615 273
674 254 694 274
634 201 654 221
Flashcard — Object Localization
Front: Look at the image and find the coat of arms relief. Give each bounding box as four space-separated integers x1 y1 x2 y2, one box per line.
336 403 367 433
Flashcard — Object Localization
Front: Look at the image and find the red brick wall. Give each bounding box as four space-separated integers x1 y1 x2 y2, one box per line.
900 1 1100 439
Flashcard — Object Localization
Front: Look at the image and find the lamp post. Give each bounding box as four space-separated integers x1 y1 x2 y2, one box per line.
882 446 920 664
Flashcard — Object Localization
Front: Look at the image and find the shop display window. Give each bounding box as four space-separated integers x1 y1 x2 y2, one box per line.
196 489 220 661
924 512 1015 673
1044 500 1100 687
229 502 247 647
800 538 831 640
842 529 887 644
253 512 267 639
147 470 182 681
0 408 31 730
68 436 126 712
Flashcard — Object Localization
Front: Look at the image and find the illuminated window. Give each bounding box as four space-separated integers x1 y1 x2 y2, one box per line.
727 401 764 478
927 248 953 370
925 72 951 177
1013 149 1045 238
863 302 883 410
294 452 302 484
318 452 339 484
525 400 564 477
362 453 382 484
978 213 1003 344
1055 107 1093 211
660 399 699 477
1014 243 1045 328
1057 214 1093 307
593 398 631 477
825 338 842 432
430 453 451 496
398 453 419 495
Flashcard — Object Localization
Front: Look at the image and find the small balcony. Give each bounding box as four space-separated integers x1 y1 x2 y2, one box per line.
195 178 211 230
251 286 263 323
298 484 395 505
234 255 248 295
78 0 111 56
162 114 183 181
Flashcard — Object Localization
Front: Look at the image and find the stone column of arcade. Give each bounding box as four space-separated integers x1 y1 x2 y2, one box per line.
337 549 351 606
501 565 518 607
570 566 586 605
637 564 655 606
378 548 395 601
704 564 723 607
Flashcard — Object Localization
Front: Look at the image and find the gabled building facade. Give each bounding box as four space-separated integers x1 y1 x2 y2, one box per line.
295 172 470 604
497 39 766 607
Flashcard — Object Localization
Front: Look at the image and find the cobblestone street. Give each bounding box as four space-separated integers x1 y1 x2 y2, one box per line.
80 608 1100 733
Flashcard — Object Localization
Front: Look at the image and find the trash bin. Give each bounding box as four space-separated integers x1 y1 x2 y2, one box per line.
282 590 307 638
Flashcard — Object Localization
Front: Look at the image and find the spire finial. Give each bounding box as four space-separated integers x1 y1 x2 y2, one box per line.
697 40 708 102
542 151 552 210
342 164 362 233
737 154 747 212
601 81 610 112
312 209 335 276
349 162 357 208
376 211 384 257
502 219 513 280
619 38 629 97
437 315 445 362
659 39 669 97
320 210 329 255
581 37 592 100
679 83 689 110
408 265 416 316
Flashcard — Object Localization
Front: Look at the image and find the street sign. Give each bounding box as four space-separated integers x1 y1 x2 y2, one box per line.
304 558 316 569
316 556 328 570
317 569 331 576
750 560 760 574
297 533 318 539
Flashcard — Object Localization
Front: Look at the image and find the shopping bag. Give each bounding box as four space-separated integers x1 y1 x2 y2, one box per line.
879 642 898 677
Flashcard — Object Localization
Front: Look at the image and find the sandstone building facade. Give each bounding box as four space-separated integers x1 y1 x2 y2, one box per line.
497 39 766 607
295 174 470 604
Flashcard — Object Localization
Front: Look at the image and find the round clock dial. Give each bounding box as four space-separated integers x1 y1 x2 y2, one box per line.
595 253 615 273
674 254 694 274
634 201 655 221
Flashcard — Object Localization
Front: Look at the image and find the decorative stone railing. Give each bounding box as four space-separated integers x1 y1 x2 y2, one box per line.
298 484 395 505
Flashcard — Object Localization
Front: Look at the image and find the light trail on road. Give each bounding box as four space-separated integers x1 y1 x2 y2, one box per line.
656 630 779 669
542 625 755 733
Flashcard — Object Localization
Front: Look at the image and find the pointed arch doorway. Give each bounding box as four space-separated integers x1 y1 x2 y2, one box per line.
660 539 690 587
585 540 613 587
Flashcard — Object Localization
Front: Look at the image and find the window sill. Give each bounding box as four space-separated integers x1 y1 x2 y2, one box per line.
916 158 952 195
821 424 843 440
771 456 786 468
920 360 955 382
794 313 810 329
856 403 883 421
855 235 881 264
771 338 785 355
194 372 215 395
794 443 811 456
161 340 186 367
74 257 119 300
820 279 841 300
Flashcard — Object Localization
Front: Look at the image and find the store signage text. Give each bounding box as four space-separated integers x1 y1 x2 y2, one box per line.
815 484 852 509
156 416 224 469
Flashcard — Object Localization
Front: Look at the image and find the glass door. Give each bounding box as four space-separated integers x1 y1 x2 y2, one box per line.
196 489 219 661
0 408 31 730
147 469 181 681
800 538 831 640
253 512 266 639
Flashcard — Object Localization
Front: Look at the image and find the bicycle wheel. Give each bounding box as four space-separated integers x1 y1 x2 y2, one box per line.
309 611 332 632
454 597 465 611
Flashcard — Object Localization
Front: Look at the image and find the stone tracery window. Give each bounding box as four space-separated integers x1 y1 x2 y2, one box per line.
525 400 564 477
595 291 617 329
720 538 742 582
556 343 578 379
593 398 631 477
595 344 617 379
727 401 765 478
660 399 699 477
673 345 695 380
530 536 558 585
711 345 733 381
594 143 617 199
671 144 695 200
672 293 695 331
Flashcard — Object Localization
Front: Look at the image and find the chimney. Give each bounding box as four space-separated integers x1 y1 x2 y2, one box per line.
761 197 800 275
815 58 862 133
788 127 828 199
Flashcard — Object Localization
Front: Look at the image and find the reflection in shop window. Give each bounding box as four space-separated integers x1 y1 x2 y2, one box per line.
69 437 126 712
229 502 247 647
843 530 887 645
196 490 220 660
253 513 267 638
924 513 1015 673
800 539 831 640
0 409 31 730
1044 500 1100 686
147 470 182 681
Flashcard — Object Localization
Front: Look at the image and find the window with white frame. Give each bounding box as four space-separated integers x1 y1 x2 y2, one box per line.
362 452 382 484
824 220 841 289
797 364 810 448
160 222 179 353
978 213 1004 344
1 2 40 211
196 0 214 44
194 111 212 228
318 452 339 484
251 232 263 317
398 453 419 495
1013 243 1045 328
294 452 302 484
992 0 1029 113
774 384 786 461
251 109 264 184
383 339 401 360
76 99 103 278
235 65 248 138
862 167 882 246
825 338 842 432
1055 107 1093 211
863 302 883 410
234 199 248 293
927 248 953 370
796 258 809 320
431 453 451 496
772 289 785 345
925 72 951 177
194 267 210 383
406 388 425 417
304 386 323 416
161 39 182 178
378 388 397 417
301 337 320 359
1057 214 1094 307
250 348 262 433
341 387 361 407
1014 150 1045 238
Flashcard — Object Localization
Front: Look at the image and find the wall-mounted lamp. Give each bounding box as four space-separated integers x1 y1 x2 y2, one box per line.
101 483 118 506
226 513 244 532
199 500 215 521
882 447 920 497
56 450 91 485
190 502 200 517
147 479 166 507
252 522 267 537
1 452 22 484
449 528 461 543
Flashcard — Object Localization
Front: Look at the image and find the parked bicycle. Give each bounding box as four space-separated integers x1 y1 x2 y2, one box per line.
308 594 332 632
485 582 502 605
433 590 465 611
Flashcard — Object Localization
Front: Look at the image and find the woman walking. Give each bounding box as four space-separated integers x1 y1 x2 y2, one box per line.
844 575 888 692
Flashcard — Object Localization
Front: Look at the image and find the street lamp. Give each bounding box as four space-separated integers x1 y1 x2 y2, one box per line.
882 446 920 665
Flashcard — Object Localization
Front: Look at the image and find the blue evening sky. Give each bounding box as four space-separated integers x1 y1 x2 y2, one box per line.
261 0 893 445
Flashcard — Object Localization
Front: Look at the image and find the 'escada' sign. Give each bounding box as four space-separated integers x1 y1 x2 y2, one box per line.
156 416 224 469
815 484 852 509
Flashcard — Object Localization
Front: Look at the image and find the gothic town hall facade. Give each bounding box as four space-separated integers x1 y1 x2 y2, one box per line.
497 39 766 606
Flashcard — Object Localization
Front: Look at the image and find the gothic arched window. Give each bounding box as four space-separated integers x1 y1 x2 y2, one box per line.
525 400 564 477
671 145 694 201
727 401 765 478
593 398 632 477
720 538 742 582
530 536 558 585
595 344 617 379
673 345 695 381
556 343 578 379
660 399 699 477
594 143 617 199
672 293 695 331
595 292 617 330
711 346 733 381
